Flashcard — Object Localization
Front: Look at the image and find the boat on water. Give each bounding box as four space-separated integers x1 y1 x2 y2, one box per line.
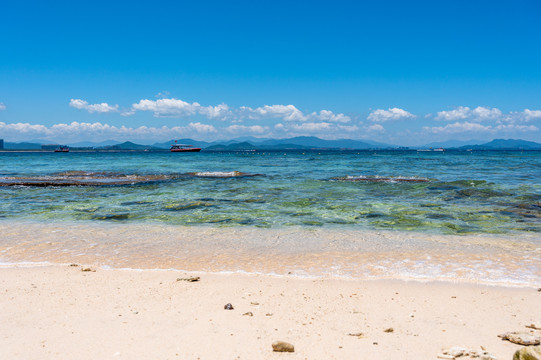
417 147 445 152
54 146 69 152
170 143 201 152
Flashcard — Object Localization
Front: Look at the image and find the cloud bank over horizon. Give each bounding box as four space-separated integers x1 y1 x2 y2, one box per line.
0 98 539 145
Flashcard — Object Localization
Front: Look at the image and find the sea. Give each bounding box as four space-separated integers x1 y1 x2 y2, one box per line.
0 150 540 286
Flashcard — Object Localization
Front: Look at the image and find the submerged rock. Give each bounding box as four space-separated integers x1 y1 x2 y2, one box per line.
272 341 294 352
498 332 541 346
513 346 541 360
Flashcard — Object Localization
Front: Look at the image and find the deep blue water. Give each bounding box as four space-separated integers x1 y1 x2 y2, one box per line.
0 150 540 234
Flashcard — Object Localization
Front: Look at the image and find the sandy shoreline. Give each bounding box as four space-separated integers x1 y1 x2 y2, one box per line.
1 265 540 359
1 221 540 286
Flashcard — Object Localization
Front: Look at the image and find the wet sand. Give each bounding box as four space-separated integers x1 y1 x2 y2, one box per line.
1 266 540 359
1 221 540 286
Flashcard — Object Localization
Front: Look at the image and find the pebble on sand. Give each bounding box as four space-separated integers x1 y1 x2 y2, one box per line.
498 332 541 346
224 303 234 310
439 346 497 359
81 267 95 272
513 346 541 360
272 341 294 352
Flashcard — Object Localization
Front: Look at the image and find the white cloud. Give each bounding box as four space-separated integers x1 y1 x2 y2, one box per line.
117 98 351 123
367 108 415 122
337 124 360 132
273 122 356 138
435 106 541 125
424 122 492 134
155 91 170 98
436 106 503 122
472 106 502 120
522 109 541 121
0 121 51 136
424 121 538 135
131 98 199 117
198 103 232 120
435 106 471 121
367 124 385 132
495 124 538 132
0 121 220 142
251 104 307 122
312 110 351 123
289 122 332 132
128 99 232 120
225 125 269 134
0 102 5 111
69 99 119 113
187 122 217 133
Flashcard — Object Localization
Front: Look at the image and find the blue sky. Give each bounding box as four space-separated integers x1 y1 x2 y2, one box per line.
1 0 540 145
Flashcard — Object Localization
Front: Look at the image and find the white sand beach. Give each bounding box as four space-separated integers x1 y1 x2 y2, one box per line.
1 266 540 359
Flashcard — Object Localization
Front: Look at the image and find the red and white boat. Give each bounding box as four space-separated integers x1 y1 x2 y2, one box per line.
54 146 70 152
170 143 201 152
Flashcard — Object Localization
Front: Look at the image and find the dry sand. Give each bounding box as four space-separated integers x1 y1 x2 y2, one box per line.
1 265 540 359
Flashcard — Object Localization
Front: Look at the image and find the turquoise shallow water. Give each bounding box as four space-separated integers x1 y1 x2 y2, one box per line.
0 150 540 234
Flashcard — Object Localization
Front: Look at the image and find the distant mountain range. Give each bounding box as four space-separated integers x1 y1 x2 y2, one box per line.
2 137 541 151
419 139 486 149
153 136 388 150
456 139 541 150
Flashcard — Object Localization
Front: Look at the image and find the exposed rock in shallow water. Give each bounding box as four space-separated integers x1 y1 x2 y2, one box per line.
499 332 541 346
513 346 541 360
330 175 431 183
0 171 175 187
187 171 264 178
272 341 294 352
